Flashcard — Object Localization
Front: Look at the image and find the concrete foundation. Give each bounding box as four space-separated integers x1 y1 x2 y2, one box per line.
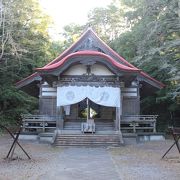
137 133 165 142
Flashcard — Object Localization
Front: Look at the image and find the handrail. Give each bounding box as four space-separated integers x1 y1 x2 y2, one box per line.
122 115 158 117
22 114 57 132
22 114 57 121
22 114 158 134
122 115 158 121
121 115 158 133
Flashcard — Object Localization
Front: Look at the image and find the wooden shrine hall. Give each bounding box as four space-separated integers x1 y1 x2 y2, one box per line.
16 28 165 146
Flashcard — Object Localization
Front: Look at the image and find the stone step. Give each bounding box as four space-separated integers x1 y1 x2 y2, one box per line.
56 138 120 141
54 134 122 147
56 142 119 144
64 123 114 126
64 126 114 128
55 143 119 146
56 136 120 139
54 143 120 147
64 126 114 129
59 130 118 134
56 139 120 142
64 122 114 131
65 121 114 123
56 134 119 136
55 141 120 145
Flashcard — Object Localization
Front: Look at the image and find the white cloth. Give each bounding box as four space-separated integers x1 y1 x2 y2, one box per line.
57 86 120 107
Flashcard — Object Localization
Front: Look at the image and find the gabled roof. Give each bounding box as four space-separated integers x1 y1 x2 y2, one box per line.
16 28 165 89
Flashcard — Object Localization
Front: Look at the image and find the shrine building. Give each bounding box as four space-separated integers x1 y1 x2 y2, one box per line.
16 28 165 146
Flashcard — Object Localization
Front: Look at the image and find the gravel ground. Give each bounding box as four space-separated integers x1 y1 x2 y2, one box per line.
0 134 179 180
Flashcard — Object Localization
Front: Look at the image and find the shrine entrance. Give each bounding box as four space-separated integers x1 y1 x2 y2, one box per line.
57 85 121 132
78 98 101 119
63 98 116 133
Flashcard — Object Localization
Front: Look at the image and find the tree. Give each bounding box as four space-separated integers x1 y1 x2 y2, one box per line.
0 0 57 125
61 23 85 49
113 0 180 127
87 1 132 42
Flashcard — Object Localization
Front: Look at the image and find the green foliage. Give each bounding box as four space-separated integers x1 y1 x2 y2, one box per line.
110 31 137 61
87 2 131 42
61 24 85 49
0 85 37 125
110 0 180 125
0 0 58 126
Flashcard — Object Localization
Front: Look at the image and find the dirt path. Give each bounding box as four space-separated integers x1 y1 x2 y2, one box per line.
38 148 120 180
109 141 180 180
0 135 179 180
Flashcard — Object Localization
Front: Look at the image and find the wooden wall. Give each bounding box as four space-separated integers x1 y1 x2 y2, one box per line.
63 64 114 76
121 87 140 115
39 83 57 115
65 104 79 120
122 98 140 115
39 97 56 115
100 106 114 120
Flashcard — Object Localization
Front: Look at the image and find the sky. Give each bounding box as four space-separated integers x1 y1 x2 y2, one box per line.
39 0 112 38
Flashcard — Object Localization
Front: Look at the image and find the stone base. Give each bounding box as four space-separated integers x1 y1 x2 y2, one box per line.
38 133 54 143
19 134 38 141
137 133 165 142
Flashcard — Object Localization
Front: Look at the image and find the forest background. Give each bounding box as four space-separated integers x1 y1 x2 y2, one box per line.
0 0 179 131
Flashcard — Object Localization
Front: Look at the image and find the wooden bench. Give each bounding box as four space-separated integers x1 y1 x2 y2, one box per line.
121 115 158 133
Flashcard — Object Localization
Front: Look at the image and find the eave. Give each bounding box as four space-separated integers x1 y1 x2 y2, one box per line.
16 72 42 89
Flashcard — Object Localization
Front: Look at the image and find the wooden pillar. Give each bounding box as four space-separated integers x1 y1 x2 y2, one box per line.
38 82 43 115
87 98 90 121
116 91 124 144
115 107 120 130
56 106 64 130
136 84 140 115
115 88 122 131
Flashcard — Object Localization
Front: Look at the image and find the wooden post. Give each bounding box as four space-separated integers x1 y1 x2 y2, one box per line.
0 124 31 159
43 121 45 132
119 94 123 131
116 90 124 144
87 98 90 121
115 89 122 131
133 122 136 133
56 106 64 130
115 107 120 130
38 81 43 115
